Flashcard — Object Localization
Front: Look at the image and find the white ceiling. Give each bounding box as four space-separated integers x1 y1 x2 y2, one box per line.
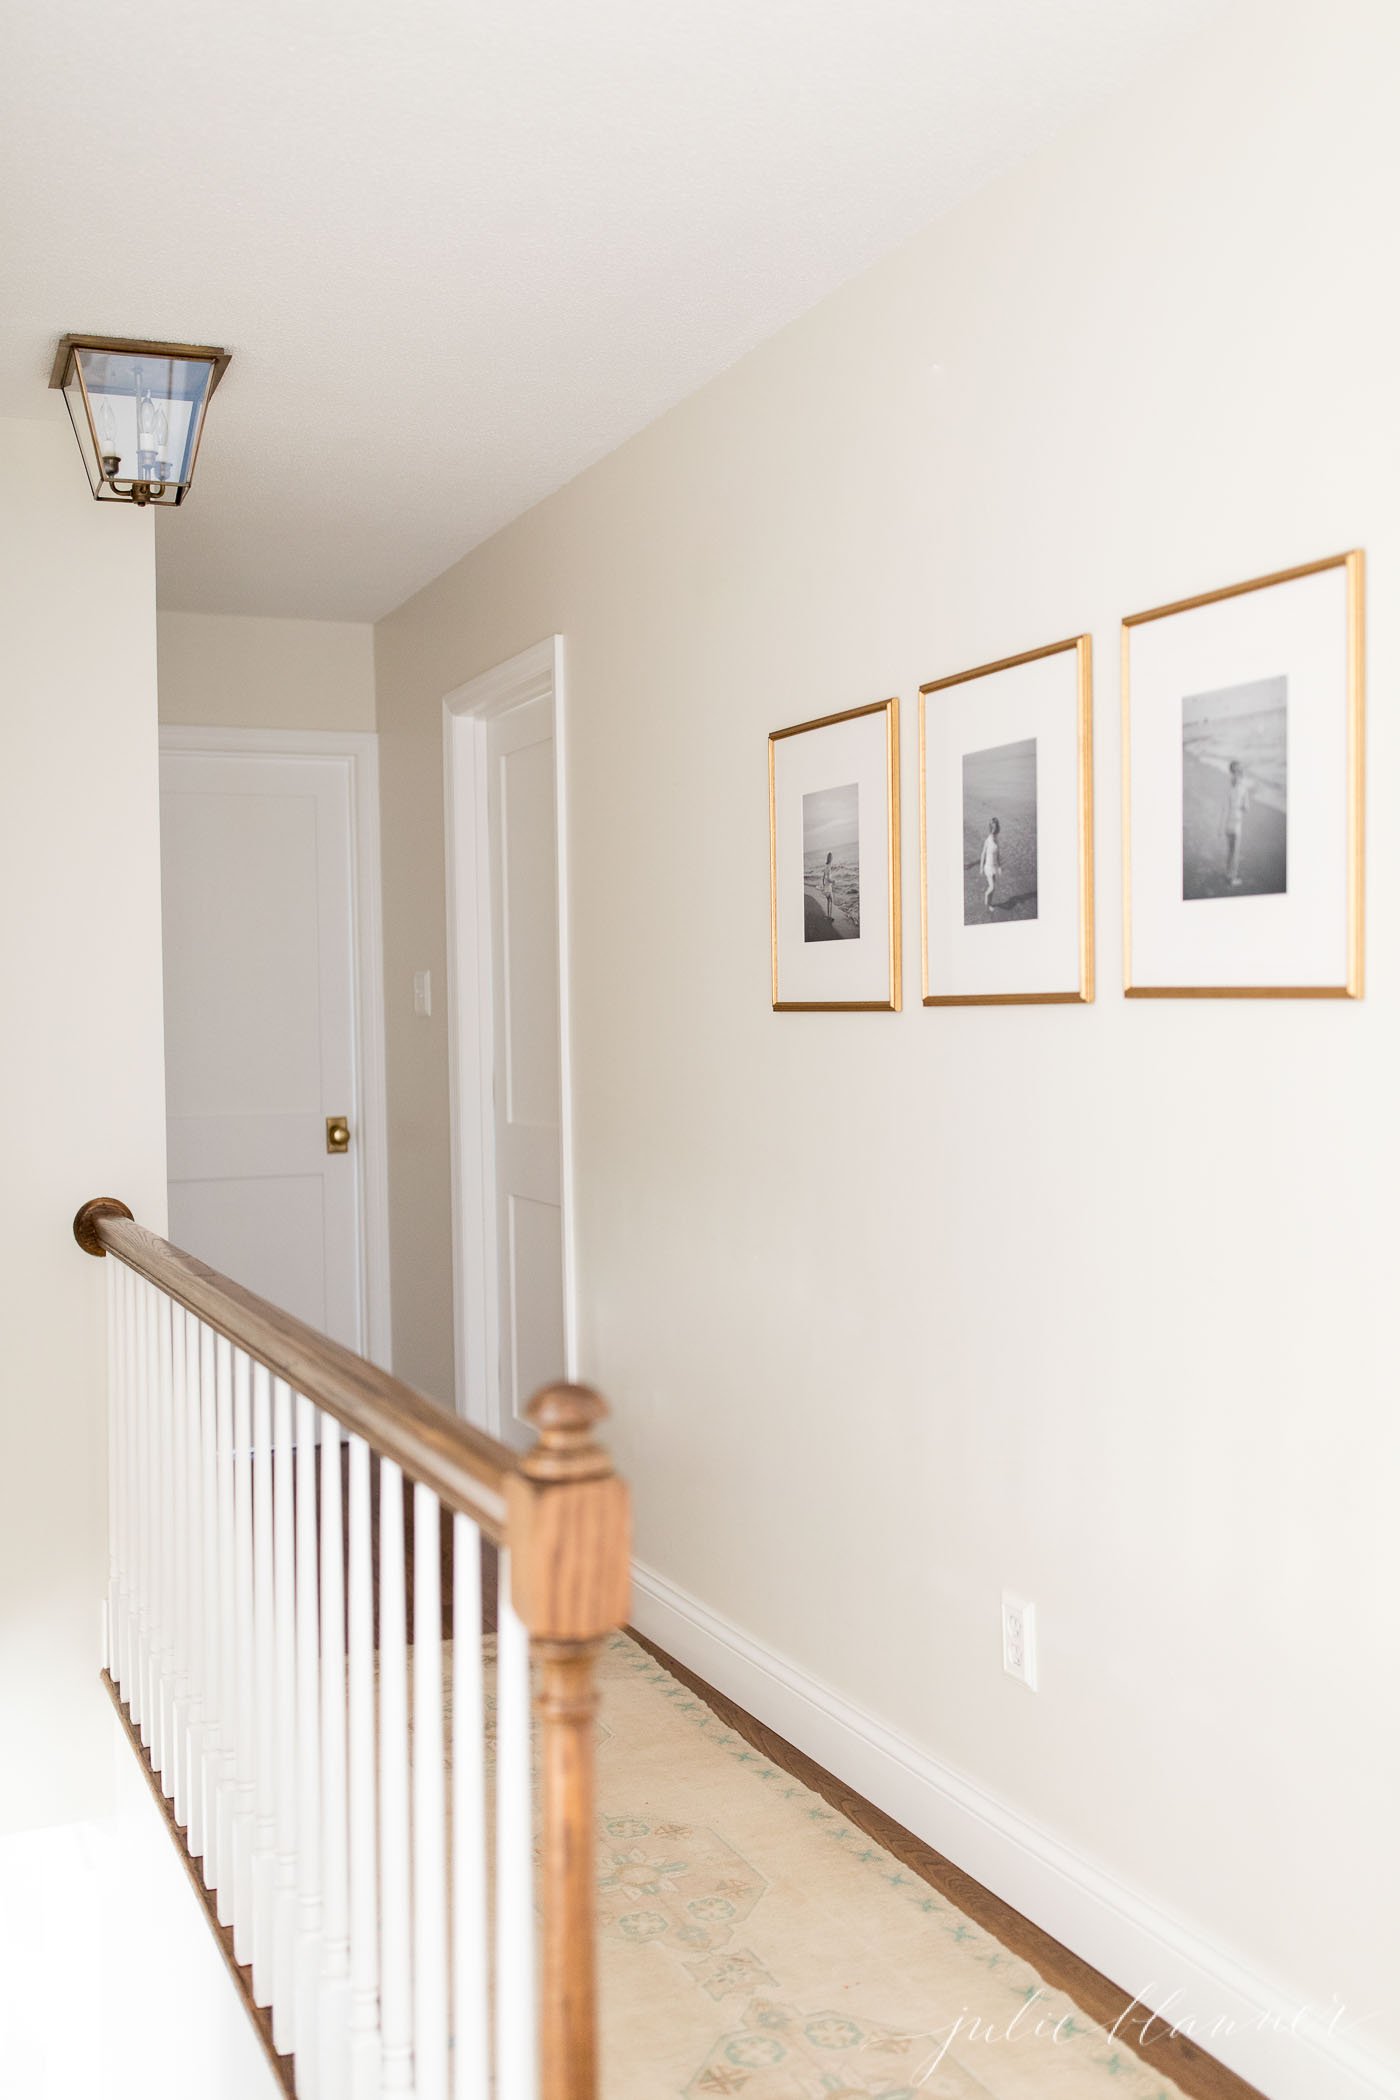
2 0 1224 622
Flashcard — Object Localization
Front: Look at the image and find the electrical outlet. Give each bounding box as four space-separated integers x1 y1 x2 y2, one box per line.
1002 1594 1037 1690
413 969 432 1017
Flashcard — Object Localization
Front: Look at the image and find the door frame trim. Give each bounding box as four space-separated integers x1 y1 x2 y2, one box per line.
158 725 394 1369
442 636 576 1437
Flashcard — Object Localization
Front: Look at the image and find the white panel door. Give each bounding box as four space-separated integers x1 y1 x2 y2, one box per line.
487 694 566 1447
159 749 363 1349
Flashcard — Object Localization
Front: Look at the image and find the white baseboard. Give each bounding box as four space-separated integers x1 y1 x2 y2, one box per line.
629 1559 1395 2100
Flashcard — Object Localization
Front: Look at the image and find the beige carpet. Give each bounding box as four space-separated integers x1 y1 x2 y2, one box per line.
590 1633 1186 2100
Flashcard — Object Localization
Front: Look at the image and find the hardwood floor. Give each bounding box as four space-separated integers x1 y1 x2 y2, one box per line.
626 1629 1269 2100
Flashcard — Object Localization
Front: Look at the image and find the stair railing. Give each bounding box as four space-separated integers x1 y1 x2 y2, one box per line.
74 1196 630 2100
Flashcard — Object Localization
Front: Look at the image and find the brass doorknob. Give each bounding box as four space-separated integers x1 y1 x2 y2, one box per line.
326 1115 351 1154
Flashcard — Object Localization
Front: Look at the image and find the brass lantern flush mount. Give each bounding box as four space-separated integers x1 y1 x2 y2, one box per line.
49 334 231 507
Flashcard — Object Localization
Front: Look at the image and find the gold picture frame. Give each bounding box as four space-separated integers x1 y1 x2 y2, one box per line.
918 636 1094 1005
1122 550 1364 999
768 697 901 1011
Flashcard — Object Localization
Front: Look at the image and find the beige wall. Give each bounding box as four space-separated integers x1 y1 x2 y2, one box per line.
376 2 1399 2087
0 418 169 1832
157 609 375 730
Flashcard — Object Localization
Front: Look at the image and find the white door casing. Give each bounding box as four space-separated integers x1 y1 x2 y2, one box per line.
444 638 575 1446
158 729 392 1364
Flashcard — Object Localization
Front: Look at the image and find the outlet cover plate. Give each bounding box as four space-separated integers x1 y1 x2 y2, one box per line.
1002 1593 1037 1690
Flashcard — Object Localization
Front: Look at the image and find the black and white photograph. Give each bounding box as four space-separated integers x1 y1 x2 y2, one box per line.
769 697 899 1009
1123 551 1362 997
962 737 1038 925
1181 675 1287 901
921 639 1091 1003
802 781 860 940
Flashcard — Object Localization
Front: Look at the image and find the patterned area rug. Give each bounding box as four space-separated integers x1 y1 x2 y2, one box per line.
593 1633 1185 2100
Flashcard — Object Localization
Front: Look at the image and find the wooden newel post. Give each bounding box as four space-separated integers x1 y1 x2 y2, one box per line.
507 1384 631 2100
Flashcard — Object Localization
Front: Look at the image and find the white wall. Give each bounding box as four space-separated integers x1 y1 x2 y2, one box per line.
157 607 375 730
0 416 169 1833
0 416 272 2098
373 5 1400 2096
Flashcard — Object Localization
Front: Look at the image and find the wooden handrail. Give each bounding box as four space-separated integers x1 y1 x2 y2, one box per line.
74 1197 511 1537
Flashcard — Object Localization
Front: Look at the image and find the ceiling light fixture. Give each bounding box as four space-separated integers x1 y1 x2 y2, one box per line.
49 334 231 508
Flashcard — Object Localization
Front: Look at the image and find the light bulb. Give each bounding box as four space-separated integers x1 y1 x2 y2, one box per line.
152 404 173 483
97 399 120 470
135 367 158 465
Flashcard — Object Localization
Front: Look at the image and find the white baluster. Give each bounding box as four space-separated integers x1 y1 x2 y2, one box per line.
252 1361 277 2002
169 1301 190 1828
147 1278 163 1756
195 1318 219 1885
116 1262 137 1708
414 1484 449 2100
143 1276 160 1755
215 1333 239 1928
140 1277 159 1751
319 1416 351 2091
294 1393 324 2096
130 1273 148 1735
107 1259 128 1694
104 1255 119 1679
379 1458 414 2094
231 1347 257 1963
156 1288 175 1794
496 1554 538 2100
452 1515 489 2100
272 1376 299 2051
347 1432 381 2099
183 1310 205 1857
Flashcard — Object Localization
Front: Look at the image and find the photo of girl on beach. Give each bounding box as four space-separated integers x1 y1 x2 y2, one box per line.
979 818 1001 909
1181 675 1287 901
770 695 899 1010
962 737 1038 925
801 782 860 941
